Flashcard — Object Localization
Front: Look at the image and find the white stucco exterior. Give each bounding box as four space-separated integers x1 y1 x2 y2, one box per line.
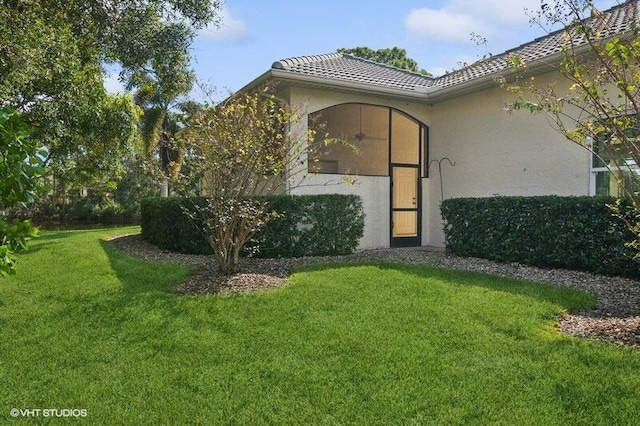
426 81 592 245
274 77 592 250
229 3 636 250
284 87 433 249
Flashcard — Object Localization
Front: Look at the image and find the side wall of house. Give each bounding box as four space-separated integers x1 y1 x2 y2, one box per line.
280 73 592 250
427 73 591 246
284 86 433 249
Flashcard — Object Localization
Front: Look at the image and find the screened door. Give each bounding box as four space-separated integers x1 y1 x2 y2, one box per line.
391 165 420 247
390 109 422 247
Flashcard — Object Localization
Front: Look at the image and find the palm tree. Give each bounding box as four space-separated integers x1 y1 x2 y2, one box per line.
134 84 197 196
126 30 198 196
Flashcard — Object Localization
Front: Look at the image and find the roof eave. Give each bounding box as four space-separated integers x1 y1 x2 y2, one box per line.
423 51 568 103
424 28 636 103
268 69 430 102
233 37 610 105
233 69 274 95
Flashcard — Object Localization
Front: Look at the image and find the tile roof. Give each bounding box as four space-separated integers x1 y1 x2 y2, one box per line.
272 53 433 91
434 0 639 89
271 1 639 96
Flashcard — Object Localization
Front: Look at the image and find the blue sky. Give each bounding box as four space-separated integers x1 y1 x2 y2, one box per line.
105 0 620 102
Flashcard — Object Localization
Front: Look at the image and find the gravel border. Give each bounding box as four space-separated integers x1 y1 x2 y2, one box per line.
106 234 640 348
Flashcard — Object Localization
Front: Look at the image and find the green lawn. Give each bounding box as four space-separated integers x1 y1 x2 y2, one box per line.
1 228 639 424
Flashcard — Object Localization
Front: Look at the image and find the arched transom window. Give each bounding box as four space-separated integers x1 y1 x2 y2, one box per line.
308 103 428 176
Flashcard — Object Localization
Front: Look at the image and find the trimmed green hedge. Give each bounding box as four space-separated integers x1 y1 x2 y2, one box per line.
250 194 365 257
140 197 211 254
441 196 639 278
140 194 365 258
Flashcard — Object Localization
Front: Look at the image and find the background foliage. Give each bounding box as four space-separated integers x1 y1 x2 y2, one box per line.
0 0 221 230
0 107 44 275
441 196 639 278
337 47 432 76
140 195 365 258
7 154 161 227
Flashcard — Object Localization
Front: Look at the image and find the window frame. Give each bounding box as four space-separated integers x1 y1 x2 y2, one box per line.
307 103 429 178
589 126 640 197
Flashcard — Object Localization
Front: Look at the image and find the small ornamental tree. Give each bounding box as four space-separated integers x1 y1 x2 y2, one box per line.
502 0 640 257
179 84 314 274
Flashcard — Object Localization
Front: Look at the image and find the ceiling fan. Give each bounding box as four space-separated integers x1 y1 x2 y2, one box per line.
353 105 387 142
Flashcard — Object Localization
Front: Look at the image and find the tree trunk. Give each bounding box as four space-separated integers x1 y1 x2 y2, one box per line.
213 241 241 275
160 177 169 197
217 252 239 275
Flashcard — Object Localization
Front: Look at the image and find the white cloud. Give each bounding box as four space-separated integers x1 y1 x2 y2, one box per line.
200 7 249 42
447 0 542 25
405 8 488 43
407 0 621 77
405 1 545 45
444 0 622 28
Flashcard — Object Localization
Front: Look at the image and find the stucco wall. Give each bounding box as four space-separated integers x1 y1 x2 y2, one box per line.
284 87 432 249
279 78 591 249
293 174 391 249
427 76 591 246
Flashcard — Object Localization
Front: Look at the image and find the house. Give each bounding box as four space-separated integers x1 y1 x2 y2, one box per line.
238 2 638 249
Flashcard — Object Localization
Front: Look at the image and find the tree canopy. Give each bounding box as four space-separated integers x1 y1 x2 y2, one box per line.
0 0 221 272
0 107 43 276
338 47 432 76
0 0 221 186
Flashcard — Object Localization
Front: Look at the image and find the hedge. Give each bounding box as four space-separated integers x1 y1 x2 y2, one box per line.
441 196 639 278
140 194 364 258
140 197 211 254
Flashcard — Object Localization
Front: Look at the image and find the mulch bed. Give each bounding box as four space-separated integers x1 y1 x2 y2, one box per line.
106 234 640 348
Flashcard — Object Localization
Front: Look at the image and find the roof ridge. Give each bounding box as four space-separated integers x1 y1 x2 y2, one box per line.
272 52 342 70
273 52 433 81
503 1 635 61
340 53 433 79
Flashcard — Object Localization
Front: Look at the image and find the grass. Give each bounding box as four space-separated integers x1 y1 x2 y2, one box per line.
1 227 639 424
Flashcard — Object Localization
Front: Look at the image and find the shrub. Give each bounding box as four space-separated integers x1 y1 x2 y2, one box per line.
140 197 210 254
441 196 639 278
140 194 365 258
251 195 365 257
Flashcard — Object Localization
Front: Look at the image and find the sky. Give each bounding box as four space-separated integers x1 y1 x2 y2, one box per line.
104 0 620 102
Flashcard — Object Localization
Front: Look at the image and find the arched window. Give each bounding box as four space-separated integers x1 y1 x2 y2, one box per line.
308 103 427 177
